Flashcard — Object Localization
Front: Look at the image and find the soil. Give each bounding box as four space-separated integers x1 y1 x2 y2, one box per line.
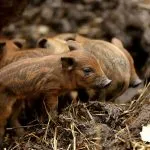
0 0 150 149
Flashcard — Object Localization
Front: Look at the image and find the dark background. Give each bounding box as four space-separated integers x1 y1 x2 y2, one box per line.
1 0 150 78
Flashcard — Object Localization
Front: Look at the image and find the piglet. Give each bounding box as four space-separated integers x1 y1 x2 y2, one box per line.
0 50 111 146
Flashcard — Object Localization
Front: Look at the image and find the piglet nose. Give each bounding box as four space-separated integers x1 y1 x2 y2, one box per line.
102 78 112 88
130 78 142 88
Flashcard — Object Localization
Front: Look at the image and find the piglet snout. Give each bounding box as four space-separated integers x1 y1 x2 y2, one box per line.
102 78 112 88
130 78 142 88
94 77 112 89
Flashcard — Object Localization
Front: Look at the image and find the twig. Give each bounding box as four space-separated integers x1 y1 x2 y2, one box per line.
53 127 58 150
6 123 43 130
71 122 76 150
67 144 71 150
42 101 51 142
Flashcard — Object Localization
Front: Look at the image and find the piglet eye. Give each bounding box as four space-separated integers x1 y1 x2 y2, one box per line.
83 67 94 76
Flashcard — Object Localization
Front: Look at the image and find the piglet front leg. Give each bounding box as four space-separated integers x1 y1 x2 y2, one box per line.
9 101 25 136
0 93 16 148
41 92 59 122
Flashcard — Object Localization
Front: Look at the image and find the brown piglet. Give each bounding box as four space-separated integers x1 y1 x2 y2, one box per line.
0 37 70 68
56 33 136 101
0 37 71 139
36 37 70 54
0 50 111 146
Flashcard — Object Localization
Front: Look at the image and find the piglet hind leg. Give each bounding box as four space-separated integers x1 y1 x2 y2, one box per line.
0 93 16 148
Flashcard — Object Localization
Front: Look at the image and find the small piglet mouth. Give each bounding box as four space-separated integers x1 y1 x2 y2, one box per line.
93 77 112 89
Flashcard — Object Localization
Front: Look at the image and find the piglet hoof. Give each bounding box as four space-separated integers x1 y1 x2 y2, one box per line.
38 110 58 124
48 110 58 124
0 138 4 149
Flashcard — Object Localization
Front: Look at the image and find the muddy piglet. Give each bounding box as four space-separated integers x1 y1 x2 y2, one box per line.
0 50 111 146
111 37 142 87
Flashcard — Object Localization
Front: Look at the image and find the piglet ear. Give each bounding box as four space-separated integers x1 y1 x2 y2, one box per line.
0 42 6 53
67 40 80 51
13 39 26 49
61 57 76 70
37 38 47 48
111 38 124 49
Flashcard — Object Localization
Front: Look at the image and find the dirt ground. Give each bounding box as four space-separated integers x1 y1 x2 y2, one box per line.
1 0 150 149
3 85 150 150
